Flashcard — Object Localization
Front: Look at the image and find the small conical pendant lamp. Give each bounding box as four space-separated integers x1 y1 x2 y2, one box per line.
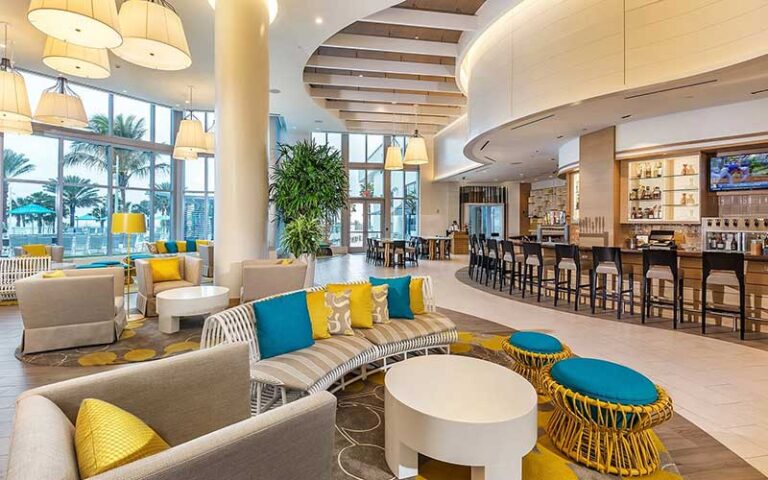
27 0 122 49
112 0 191 71
34 76 88 128
404 104 429 165
173 86 206 159
43 36 111 79
0 25 32 125
384 119 403 171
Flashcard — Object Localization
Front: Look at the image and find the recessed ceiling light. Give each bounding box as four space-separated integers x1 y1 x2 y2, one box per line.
184 100 190 104
269 88 281 94
122 89 128 93
314 120 323 123
358 74 364 78
315 17 323 24
414 36 420 40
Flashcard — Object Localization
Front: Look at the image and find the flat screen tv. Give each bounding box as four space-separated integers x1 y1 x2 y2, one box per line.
709 153 768 192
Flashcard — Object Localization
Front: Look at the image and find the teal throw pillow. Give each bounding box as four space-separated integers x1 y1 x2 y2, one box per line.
252 291 314 359
370 276 413 319
164 241 178 254
185 239 198 252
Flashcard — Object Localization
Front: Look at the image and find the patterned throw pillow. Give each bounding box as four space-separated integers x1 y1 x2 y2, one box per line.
372 284 390 324
326 290 354 336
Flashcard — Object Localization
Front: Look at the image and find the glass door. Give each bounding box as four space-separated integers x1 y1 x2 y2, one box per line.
465 204 505 238
348 200 383 253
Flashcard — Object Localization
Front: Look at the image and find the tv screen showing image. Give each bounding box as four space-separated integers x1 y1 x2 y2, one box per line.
709 153 768 192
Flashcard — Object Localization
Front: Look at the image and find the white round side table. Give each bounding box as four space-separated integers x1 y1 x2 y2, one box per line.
385 354 538 480
156 285 229 334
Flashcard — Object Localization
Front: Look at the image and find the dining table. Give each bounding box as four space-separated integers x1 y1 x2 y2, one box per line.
421 236 451 261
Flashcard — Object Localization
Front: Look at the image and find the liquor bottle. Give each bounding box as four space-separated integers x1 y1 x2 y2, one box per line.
716 234 725 250
731 235 738 251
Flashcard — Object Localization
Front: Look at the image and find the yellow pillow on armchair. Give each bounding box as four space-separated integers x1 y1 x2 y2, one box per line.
75 398 169 478
22 244 48 257
148 257 181 282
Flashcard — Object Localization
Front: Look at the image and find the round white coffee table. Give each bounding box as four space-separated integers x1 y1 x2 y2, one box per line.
385 355 537 480
156 286 229 334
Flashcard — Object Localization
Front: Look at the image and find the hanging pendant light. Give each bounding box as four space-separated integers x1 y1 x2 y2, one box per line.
34 76 88 128
0 118 33 135
173 86 206 159
43 36 110 79
404 104 429 165
27 0 122 49
207 0 278 24
384 119 403 170
0 25 32 125
112 0 191 71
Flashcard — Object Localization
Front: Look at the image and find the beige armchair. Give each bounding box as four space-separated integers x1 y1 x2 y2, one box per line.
135 256 202 317
6 343 338 480
14 245 65 263
15 267 126 354
240 259 308 303
198 243 214 277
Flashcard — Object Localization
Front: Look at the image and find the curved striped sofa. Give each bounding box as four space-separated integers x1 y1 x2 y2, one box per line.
201 276 458 413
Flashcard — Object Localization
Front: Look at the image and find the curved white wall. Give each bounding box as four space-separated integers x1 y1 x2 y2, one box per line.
433 115 481 180
557 137 580 173
458 0 768 154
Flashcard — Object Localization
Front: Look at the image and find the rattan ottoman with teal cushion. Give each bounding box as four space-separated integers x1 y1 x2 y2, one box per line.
501 331 572 393
541 358 674 477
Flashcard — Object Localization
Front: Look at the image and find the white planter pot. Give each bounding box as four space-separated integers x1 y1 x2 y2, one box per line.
300 253 316 288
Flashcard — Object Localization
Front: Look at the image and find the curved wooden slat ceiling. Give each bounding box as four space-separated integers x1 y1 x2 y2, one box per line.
305 0 485 135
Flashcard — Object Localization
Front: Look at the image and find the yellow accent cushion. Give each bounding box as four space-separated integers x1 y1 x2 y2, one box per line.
148 257 181 282
306 290 331 340
196 240 211 248
327 283 373 329
410 278 426 314
22 244 48 257
276 259 294 265
175 241 187 253
75 398 170 478
43 270 66 279
155 242 168 254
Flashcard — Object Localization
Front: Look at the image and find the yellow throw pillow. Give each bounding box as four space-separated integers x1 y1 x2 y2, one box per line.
175 241 187 253
75 399 169 478
306 290 331 340
148 257 181 282
372 284 390 324
196 240 211 248
410 278 426 315
22 244 48 257
276 259 294 265
155 242 168 254
43 270 66 279
327 283 373 329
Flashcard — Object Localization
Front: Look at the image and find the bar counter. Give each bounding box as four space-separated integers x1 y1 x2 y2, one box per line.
529 244 768 333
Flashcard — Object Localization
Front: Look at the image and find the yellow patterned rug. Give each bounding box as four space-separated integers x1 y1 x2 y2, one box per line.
15 316 201 367
332 332 682 480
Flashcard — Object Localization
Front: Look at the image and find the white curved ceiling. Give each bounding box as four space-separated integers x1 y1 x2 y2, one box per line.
0 0 406 134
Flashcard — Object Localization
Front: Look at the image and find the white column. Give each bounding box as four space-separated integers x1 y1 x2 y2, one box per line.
214 0 270 298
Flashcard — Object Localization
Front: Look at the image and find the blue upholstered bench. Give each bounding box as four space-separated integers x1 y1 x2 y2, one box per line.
501 331 571 393
542 357 673 477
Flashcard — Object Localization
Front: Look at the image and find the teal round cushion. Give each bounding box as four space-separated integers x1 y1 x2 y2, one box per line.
551 358 658 406
509 331 563 354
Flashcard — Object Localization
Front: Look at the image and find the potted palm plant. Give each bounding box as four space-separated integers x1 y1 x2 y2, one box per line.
270 139 347 286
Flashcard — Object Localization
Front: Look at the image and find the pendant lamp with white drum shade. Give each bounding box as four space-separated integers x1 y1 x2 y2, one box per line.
0 118 33 136
112 0 191 71
403 105 429 166
0 25 32 125
173 86 206 159
43 37 110 79
27 0 122 49
33 76 88 128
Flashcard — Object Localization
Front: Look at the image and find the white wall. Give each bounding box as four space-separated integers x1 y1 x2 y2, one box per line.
433 115 481 180
558 137 580 173
501 181 521 236
616 97 768 152
421 136 460 236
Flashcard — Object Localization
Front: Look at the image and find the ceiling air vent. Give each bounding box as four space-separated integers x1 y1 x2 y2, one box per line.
624 79 717 100
509 114 554 131
480 140 490 151
483 155 496 163
750 87 768 95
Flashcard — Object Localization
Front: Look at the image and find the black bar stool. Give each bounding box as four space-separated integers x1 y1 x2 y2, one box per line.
521 242 555 302
486 239 501 288
554 244 591 310
469 234 480 278
641 249 682 328
701 251 746 340
591 246 635 319
476 238 488 282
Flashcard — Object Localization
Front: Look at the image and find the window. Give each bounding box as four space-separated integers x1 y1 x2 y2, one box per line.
154 105 172 144
366 135 383 163
69 83 109 124
390 169 419 240
183 157 214 240
349 134 366 163
113 94 151 141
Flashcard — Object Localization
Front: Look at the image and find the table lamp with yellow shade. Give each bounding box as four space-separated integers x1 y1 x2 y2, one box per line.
112 213 146 321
